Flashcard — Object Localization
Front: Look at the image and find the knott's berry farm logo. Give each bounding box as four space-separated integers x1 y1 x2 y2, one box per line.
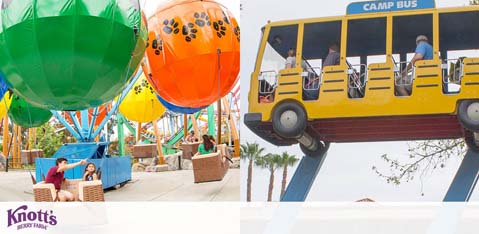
6 205 57 231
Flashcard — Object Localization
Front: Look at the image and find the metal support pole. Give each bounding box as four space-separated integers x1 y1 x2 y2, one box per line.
281 153 328 202
217 100 221 143
51 111 83 140
80 110 90 140
443 149 479 201
183 114 188 141
67 111 83 139
153 120 165 164
17 125 21 168
12 124 18 169
190 114 199 139
87 107 99 141
117 113 125 156
3 116 8 157
136 122 142 143
90 68 142 139
28 128 33 150
207 105 215 136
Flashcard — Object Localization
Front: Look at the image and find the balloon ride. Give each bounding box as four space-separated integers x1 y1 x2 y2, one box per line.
119 74 166 123
145 0 240 108
0 0 147 110
8 94 52 128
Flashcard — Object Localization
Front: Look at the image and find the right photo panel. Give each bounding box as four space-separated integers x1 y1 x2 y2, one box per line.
240 0 479 203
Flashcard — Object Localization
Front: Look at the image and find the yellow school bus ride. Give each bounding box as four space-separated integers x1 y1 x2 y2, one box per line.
244 0 479 157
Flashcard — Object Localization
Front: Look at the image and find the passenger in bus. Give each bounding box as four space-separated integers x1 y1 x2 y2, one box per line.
396 35 433 96
258 78 275 103
303 43 341 99
323 43 340 67
285 48 307 69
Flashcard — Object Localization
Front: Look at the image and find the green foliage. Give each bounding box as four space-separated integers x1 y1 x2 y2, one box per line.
255 153 282 173
22 164 35 170
240 142 265 161
373 139 466 187
33 123 65 157
278 151 299 168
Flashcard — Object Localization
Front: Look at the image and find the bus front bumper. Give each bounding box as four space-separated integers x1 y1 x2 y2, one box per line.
243 113 297 146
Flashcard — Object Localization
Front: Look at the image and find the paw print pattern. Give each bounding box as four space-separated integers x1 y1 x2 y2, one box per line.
213 20 227 38
133 85 142 95
181 23 198 42
151 38 163 55
134 79 156 95
163 18 180 35
194 12 211 27
233 26 240 42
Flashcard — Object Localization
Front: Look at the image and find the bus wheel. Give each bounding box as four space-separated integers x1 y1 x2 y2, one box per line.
300 140 330 158
458 100 479 132
272 101 306 139
465 131 479 153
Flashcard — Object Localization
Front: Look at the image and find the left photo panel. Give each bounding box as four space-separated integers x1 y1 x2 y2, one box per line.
0 0 240 202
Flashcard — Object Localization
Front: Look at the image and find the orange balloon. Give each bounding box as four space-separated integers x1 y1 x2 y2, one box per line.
145 0 240 108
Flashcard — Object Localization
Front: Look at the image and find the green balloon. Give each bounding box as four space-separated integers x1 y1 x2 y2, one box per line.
0 0 147 110
8 94 52 128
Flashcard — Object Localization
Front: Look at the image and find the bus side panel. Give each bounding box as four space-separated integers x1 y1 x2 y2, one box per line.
276 69 303 98
462 57 479 97
365 63 394 99
319 65 348 107
413 60 443 97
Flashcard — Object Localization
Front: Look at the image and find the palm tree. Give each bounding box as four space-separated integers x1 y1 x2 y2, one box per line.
240 142 265 202
278 151 299 199
255 153 282 201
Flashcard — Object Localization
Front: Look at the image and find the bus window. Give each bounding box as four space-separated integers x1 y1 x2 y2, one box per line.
392 53 414 81
347 17 387 98
392 14 433 96
257 25 298 103
439 11 479 94
302 21 342 101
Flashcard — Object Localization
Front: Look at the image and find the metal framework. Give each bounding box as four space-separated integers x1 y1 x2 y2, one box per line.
281 148 479 202
51 69 143 142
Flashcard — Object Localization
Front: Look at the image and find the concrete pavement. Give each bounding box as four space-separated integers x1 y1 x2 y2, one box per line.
0 169 239 201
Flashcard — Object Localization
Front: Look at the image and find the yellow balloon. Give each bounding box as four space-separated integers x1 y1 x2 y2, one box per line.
0 93 12 118
119 74 166 123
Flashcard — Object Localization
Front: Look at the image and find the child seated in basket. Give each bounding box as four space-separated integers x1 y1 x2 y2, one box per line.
45 158 87 201
198 135 216 155
83 163 99 181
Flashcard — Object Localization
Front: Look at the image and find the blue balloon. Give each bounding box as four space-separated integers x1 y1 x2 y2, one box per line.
157 95 206 114
0 75 10 98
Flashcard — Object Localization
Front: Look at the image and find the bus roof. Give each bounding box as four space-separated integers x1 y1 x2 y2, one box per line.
346 0 436 15
262 5 479 28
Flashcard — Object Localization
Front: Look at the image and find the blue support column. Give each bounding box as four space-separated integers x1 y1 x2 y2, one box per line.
281 153 328 201
67 111 83 138
87 107 99 141
90 68 142 139
50 111 83 141
51 69 142 143
80 110 89 140
443 149 479 201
